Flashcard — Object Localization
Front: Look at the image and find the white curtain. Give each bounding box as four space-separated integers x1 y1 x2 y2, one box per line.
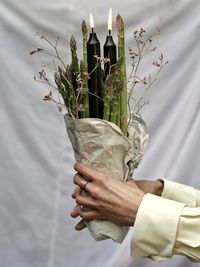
0 0 200 266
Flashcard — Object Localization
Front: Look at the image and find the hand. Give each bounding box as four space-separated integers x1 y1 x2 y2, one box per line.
71 162 144 231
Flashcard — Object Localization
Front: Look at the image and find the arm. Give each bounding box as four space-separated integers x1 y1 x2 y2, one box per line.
136 179 200 207
71 162 200 261
131 193 200 262
132 180 200 261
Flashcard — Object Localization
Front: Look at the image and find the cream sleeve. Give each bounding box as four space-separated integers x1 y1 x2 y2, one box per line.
131 184 200 261
161 179 199 207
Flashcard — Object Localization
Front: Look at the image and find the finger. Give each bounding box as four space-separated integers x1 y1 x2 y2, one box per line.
71 187 81 199
74 162 101 182
75 219 86 231
71 205 81 218
73 173 89 189
71 206 102 225
79 209 102 221
75 193 96 208
73 173 93 193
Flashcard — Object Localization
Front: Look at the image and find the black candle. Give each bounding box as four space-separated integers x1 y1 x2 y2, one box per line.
103 8 117 77
87 13 103 118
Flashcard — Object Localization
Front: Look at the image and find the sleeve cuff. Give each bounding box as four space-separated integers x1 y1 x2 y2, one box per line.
196 190 200 207
131 193 185 260
161 179 197 207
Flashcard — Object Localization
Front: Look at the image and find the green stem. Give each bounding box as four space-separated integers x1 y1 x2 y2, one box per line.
103 74 112 121
54 72 69 108
112 63 121 127
66 65 78 117
82 20 88 69
80 60 89 118
116 14 127 135
70 35 79 93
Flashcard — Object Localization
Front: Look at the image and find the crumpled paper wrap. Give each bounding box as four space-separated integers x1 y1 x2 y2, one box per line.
64 113 149 243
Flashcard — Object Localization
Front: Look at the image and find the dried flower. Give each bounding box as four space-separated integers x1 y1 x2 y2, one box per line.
29 47 43 55
43 91 52 101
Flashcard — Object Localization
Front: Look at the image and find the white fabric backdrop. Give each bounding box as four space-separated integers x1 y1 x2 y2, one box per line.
0 0 200 267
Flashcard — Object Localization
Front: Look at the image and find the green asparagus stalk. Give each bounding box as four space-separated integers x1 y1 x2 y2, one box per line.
103 74 113 121
110 63 121 126
115 61 122 127
107 61 120 126
82 20 88 69
54 71 69 107
116 14 128 135
80 60 89 118
70 35 79 92
65 65 78 117
56 66 77 117
58 66 70 89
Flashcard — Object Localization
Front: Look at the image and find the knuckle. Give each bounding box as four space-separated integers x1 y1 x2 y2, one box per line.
94 201 101 211
99 174 109 185
91 187 100 199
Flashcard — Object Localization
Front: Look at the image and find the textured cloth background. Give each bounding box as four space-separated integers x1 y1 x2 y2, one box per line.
0 0 200 267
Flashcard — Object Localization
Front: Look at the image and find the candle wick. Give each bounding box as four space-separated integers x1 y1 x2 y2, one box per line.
108 29 111 35
92 27 94 33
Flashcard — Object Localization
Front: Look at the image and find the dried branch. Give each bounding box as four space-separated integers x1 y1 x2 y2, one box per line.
126 28 168 131
33 33 66 69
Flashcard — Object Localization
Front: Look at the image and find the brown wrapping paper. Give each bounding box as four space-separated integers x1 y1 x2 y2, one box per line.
65 113 149 243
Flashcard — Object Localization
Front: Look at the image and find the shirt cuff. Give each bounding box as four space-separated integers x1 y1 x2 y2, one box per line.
196 190 200 207
131 193 185 260
161 179 197 207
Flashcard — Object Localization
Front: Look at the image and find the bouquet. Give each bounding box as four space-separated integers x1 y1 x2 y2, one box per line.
30 10 168 243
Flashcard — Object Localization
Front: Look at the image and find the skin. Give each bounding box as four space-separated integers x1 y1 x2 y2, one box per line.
71 162 164 231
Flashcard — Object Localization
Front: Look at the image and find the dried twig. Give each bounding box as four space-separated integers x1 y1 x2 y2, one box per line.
126 28 168 131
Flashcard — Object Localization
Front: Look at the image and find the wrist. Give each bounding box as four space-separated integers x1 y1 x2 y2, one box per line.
132 189 145 226
155 179 164 196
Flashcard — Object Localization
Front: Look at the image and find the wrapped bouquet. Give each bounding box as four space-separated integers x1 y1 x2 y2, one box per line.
30 9 168 243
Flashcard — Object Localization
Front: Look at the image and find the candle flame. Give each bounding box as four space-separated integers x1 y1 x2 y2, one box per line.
90 13 94 30
108 8 112 32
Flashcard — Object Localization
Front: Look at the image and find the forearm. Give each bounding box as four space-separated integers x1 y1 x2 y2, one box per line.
131 193 185 260
136 179 200 207
131 193 200 262
135 179 164 197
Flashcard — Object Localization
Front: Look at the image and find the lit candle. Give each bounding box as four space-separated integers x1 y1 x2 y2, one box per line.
87 13 103 118
104 8 117 77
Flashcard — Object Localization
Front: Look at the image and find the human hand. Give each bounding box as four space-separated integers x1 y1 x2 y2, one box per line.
71 162 144 231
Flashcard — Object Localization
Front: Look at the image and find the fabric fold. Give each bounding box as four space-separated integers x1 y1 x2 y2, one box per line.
131 193 185 260
161 179 197 207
